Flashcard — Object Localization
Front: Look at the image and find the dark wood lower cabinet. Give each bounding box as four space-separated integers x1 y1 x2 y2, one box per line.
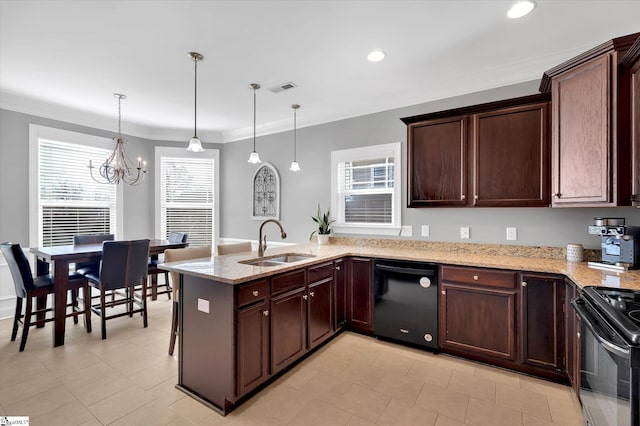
440 284 518 361
335 258 347 329
519 274 565 380
347 257 374 333
308 279 333 349
271 288 307 373
236 301 269 397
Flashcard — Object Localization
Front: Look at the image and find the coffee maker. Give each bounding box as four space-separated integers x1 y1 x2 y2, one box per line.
588 218 640 270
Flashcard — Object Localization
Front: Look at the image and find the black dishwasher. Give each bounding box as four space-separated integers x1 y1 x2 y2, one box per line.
374 259 438 351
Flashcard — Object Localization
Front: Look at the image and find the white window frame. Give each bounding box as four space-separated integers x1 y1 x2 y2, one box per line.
29 125 124 247
154 146 219 248
331 142 401 236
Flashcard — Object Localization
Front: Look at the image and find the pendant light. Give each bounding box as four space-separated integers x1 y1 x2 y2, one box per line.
186 52 205 152
247 83 262 164
289 104 301 172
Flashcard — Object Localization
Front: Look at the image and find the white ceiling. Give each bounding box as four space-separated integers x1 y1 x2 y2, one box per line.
1 0 639 144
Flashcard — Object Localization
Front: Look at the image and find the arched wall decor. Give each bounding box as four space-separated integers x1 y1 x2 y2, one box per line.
252 162 280 220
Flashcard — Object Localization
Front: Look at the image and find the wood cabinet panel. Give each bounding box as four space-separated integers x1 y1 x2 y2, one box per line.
271 270 305 296
629 44 640 204
308 279 333 349
335 258 347 329
236 301 269 397
307 261 334 283
473 103 549 206
347 257 374 333
237 279 268 307
520 274 564 371
270 288 307 373
407 116 467 206
440 284 517 360
441 266 516 289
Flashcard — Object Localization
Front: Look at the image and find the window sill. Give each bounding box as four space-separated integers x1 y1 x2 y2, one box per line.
333 224 400 236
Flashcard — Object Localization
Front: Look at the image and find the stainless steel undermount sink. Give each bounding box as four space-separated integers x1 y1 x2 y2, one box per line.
239 253 315 267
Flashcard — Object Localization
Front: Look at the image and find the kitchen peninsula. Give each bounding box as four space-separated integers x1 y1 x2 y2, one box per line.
161 240 640 415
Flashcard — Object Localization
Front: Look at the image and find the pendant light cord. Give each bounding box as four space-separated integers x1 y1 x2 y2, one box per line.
118 96 122 138
253 87 257 151
293 107 297 161
194 57 198 137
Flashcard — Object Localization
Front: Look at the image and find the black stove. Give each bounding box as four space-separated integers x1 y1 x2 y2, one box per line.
584 286 640 345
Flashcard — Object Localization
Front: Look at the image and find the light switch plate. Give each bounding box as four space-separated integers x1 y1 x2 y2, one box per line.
506 227 517 241
460 227 470 239
401 225 413 237
197 298 210 314
421 225 430 237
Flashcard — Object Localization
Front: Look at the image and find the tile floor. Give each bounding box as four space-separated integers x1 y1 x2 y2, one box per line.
0 298 584 425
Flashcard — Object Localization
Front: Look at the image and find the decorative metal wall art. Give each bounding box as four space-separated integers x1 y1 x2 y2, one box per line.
252 163 280 220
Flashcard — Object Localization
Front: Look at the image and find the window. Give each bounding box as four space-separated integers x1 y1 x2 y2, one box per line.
155 147 219 248
331 142 401 235
29 125 123 247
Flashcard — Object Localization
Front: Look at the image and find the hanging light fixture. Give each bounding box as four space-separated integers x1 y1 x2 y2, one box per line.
89 93 147 185
247 83 262 164
186 51 205 152
289 104 301 172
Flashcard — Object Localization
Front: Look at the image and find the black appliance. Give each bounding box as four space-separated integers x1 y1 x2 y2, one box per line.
572 286 640 426
374 259 438 351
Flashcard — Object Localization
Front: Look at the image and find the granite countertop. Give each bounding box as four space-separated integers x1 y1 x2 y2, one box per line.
160 241 640 291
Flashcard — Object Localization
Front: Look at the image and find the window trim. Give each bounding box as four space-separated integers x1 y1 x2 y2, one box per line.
154 146 219 248
29 124 124 247
330 142 401 236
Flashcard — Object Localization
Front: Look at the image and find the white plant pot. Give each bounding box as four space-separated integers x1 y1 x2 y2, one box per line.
317 234 330 245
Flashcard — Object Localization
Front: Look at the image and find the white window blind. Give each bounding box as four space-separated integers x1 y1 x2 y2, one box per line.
160 156 214 247
38 139 117 246
331 142 401 235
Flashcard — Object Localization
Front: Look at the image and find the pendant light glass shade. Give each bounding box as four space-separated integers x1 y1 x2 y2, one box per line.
289 104 301 172
186 52 205 152
247 83 262 164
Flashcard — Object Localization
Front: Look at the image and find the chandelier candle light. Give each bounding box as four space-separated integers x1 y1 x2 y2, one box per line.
186 52 205 152
289 104 301 172
247 83 262 164
89 93 147 185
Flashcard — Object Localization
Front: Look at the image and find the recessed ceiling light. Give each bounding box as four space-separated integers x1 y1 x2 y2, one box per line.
367 50 386 62
507 0 536 19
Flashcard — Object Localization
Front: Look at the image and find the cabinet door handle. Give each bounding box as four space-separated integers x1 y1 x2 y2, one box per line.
252 290 259 297
263 310 269 316
335 266 341 270
474 195 478 200
303 294 308 300
552 193 561 198
309 291 315 297
473 275 479 281
441 290 446 295
522 281 527 287
461 194 466 200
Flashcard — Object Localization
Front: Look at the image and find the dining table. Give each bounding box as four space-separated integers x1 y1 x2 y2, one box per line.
30 238 188 347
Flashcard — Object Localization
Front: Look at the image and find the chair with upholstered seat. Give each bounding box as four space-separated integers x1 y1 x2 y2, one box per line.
86 239 150 339
1 242 92 351
217 241 252 255
164 246 212 355
146 232 187 300
73 234 114 276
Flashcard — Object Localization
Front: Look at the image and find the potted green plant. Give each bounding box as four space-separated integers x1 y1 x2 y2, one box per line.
310 205 335 245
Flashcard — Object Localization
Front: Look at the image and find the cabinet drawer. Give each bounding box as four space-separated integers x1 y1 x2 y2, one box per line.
307 261 334 283
271 270 306 296
237 279 268 307
441 266 516 289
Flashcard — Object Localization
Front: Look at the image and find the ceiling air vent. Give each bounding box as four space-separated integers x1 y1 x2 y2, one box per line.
269 82 298 93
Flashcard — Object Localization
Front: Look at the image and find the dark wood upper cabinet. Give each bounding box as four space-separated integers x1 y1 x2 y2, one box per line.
540 32 639 207
407 116 468 206
622 37 640 205
403 94 550 207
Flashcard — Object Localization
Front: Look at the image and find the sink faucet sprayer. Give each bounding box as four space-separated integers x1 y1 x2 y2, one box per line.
258 219 287 257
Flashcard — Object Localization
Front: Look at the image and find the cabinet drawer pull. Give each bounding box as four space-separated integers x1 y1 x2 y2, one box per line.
521 281 527 287
474 195 478 200
263 310 269 317
335 266 341 270
309 291 315 297
441 290 446 295
552 193 561 198
252 290 259 297
303 294 308 300
473 275 479 281
400 328 409 334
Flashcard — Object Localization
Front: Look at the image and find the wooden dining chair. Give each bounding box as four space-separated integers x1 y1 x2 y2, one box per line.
217 241 252 255
73 234 114 276
1 242 92 351
146 232 188 300
164 246 212 355
86 239 150 339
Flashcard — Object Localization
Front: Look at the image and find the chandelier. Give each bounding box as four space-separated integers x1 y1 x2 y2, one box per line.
89 93 147 185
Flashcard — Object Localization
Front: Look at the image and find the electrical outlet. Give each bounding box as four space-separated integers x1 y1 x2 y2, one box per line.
460 226 470 239
506 227 517 241
421 225 430 237
401 225 412 237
